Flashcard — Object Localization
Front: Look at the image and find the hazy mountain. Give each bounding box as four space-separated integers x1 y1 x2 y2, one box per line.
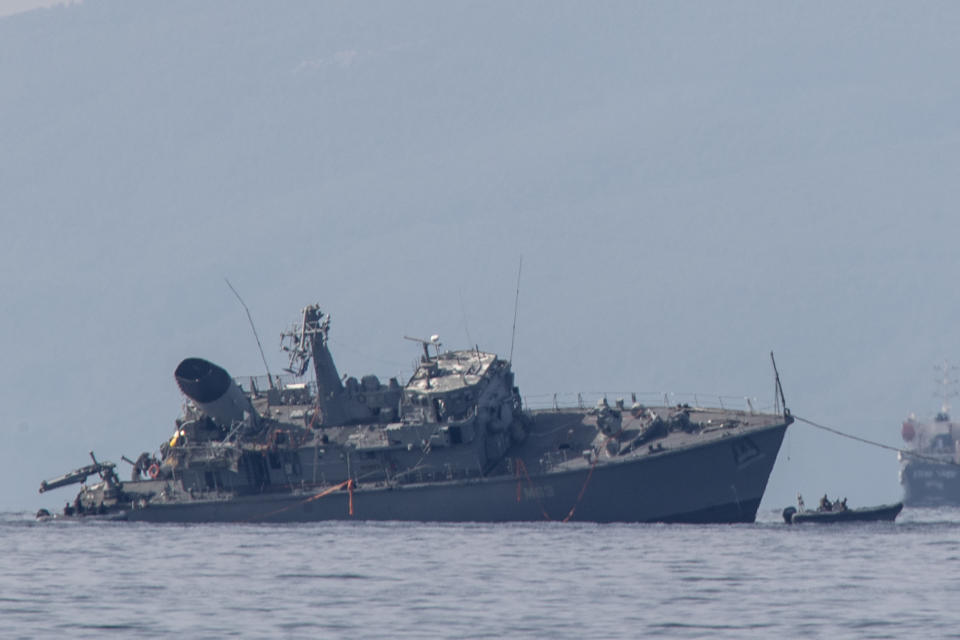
4 0 960 512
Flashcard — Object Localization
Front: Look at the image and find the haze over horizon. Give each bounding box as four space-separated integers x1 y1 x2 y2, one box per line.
0 0 79 20
3 0 960 513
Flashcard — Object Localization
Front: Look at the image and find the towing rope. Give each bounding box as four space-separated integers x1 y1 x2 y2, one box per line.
249 479 353 521
561 447 601 523
794 414 960 467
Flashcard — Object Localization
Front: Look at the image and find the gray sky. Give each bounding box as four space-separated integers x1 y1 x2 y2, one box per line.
3 0 960 513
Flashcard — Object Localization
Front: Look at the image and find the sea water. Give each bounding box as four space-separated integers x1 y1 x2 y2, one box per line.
1 508 957 639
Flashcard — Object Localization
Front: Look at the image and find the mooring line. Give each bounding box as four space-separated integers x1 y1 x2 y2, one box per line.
793 414 958 466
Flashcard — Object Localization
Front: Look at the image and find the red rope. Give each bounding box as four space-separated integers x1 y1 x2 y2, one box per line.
515 459 553 520
514 436 608 523
561 448 601 523
247 479 351 521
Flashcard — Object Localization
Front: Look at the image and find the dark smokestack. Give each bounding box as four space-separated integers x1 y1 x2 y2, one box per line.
175 357 254 426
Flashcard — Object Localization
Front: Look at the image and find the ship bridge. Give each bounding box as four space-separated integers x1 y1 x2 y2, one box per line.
405 350 500 395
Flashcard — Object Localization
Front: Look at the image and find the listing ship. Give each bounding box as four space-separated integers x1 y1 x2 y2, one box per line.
37 303 792 524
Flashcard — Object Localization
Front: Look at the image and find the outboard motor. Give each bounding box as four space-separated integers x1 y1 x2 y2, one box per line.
175 357 255 427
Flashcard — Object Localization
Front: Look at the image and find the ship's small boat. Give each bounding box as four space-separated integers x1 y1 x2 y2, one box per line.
782 497 903 524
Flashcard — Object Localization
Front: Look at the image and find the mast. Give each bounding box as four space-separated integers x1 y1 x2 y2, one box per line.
770 351 789 417
281 305 345 420
934 359 957 420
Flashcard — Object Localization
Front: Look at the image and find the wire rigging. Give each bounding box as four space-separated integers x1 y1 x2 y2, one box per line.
509 256 522 363
225 278 274 390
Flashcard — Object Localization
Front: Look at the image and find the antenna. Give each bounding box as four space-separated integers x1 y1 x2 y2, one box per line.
770 351 788 416
458 288 474 347
933 360 958 417
225 278 275 390
509 256 522 363
404 335 440 361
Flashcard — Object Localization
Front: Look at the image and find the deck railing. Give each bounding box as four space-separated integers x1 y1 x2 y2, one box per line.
521 391 774 414
233 375 779 416
235 374 317 396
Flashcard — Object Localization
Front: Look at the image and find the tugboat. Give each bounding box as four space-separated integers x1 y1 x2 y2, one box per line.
899 361 960 506
38 303 793 524
782 494 903 524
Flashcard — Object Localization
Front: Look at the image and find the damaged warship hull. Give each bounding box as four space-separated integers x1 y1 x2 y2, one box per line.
92 417 787 524
38 304 791 524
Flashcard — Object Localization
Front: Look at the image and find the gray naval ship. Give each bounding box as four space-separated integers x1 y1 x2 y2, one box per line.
38 304 792 523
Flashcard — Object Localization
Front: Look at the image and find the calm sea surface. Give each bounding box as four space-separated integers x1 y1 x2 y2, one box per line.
2 507 958 639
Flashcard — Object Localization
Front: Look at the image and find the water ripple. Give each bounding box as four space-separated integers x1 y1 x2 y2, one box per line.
1 509 959 638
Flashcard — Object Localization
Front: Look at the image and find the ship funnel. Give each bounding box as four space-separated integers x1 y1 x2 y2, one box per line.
175 357 254 426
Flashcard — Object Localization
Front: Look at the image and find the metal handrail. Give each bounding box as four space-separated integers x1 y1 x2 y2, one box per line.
521 391 772 414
